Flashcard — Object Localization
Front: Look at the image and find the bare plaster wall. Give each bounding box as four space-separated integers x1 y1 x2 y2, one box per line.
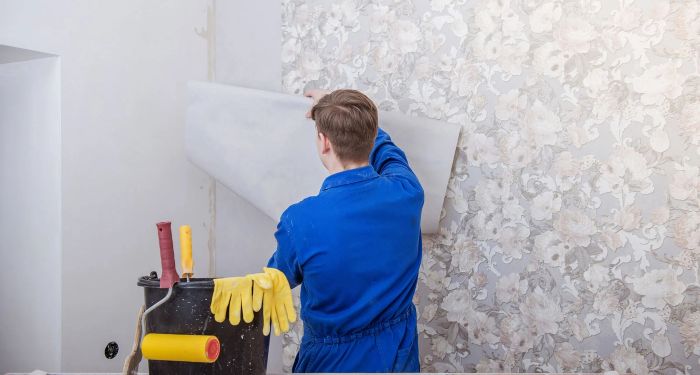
0 50 61 373
0 1 212 371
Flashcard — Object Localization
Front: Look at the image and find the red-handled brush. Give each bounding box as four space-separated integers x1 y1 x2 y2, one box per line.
156 221 180 288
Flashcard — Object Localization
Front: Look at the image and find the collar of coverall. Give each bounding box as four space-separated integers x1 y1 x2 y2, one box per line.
320 165 379 191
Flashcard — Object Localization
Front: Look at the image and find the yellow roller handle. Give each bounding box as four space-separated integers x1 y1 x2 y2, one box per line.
180 225 193 278
141 333 219 363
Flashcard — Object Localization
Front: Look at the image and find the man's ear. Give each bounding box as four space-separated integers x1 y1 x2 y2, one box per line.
318 132 332 154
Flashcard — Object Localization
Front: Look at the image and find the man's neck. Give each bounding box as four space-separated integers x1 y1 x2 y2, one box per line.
327 160 369 174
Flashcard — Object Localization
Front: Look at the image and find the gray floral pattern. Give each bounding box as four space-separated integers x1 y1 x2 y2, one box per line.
281 0 700 373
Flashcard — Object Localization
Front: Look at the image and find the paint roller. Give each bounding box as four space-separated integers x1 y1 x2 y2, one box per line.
180 225 193 281
138 222 219 364
142 333 219 363
156 221 179 288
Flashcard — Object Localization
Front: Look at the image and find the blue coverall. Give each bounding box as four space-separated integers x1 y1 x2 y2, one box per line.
268 128 423 373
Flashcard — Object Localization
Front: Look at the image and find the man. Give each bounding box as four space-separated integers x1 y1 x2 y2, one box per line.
267 89 423 373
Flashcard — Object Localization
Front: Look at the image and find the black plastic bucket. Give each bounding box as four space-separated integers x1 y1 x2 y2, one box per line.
138 274 269 375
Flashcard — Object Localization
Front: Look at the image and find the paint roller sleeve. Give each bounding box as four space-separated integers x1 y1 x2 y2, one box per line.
141 334 220 363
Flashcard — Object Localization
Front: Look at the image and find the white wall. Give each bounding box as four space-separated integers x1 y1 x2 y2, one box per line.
0 1 291 372
213 1 286 372
0 48 61 373
0 1 212 372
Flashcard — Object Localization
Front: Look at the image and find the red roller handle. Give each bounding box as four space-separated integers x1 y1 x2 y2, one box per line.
156 221 180 288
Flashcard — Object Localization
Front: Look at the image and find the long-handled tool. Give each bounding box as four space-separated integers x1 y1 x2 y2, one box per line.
180 225 193 282
139 285 219 363
156 222 179 288
122 305 145 375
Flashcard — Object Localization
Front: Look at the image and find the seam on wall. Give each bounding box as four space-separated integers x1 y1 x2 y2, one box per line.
196 0 217 276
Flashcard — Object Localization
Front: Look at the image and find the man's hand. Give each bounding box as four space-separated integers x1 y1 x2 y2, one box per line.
304 89 331 119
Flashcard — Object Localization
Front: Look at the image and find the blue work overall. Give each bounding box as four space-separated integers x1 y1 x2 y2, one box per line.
268 128 423 373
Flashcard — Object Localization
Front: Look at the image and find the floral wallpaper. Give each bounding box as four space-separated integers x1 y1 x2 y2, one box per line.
280 0 700 373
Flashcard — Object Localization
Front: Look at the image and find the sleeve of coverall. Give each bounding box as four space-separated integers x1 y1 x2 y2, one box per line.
266 211 303 289
369 127 422 189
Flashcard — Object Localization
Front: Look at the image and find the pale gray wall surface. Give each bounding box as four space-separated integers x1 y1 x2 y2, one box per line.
213 1 286 372
0 53 62 373
1 1 289 372
215 0 282 92
0 1 212 371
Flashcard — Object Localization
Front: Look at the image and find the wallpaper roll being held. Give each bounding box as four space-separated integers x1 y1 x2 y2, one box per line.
185 81 460 233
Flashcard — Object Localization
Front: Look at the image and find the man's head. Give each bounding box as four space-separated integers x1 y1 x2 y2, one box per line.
310 89 378 172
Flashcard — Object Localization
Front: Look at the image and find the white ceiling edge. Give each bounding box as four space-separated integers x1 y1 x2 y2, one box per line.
0 45 57 64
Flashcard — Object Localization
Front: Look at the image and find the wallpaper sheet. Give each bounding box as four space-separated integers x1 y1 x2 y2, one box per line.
280 0 700 373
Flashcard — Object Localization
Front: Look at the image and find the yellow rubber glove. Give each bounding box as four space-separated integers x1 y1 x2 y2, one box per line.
210 276 254 325
248 272 273 335
263 267 297 336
